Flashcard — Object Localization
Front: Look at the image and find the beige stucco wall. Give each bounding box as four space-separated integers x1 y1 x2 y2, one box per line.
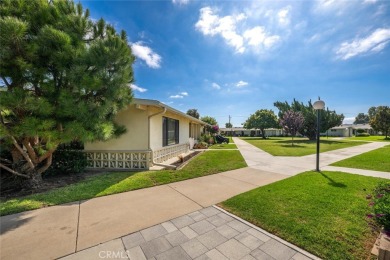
85 104 200 152
84 104 149 151
149 109 191 150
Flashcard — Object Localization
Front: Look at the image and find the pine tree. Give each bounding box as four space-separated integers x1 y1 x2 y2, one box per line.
0 0 135 189
274 99 344 140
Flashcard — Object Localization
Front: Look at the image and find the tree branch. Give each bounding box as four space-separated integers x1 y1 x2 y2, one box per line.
0 115 36 170
0 163 29 178
23 138 39 164
37 153 53 175
38 148 56 163
10 136 35 170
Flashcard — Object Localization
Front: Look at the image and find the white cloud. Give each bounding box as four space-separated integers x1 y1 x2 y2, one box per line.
195 6 281 54
212 82 221 89
277 6 291 27
343 117 355 124
195 7 246 53
236 81 249 88
131 42 162 68
364 0 377 4
243 26 280 49
129 84 147 93
170 95 184 99
172 0 189 5
336 28 390 60
170 92 188 99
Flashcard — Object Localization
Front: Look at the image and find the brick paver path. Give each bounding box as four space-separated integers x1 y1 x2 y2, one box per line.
61 206 319 260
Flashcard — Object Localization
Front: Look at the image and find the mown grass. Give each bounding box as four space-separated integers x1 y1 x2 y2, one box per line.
221 171 385 260
0 150 246 216
209 143 237 149
332 145 390 172
345 135 390 142
241 137 366 156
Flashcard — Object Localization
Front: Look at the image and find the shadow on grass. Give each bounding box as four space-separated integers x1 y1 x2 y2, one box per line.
280 144 305 148
320 172 347 188
276 139 345 145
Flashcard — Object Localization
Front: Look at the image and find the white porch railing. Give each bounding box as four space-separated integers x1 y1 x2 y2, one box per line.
85 150 150 170
152 143 189 163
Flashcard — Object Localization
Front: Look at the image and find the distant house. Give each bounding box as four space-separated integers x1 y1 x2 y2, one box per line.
84 98 207 170
325 124 376 137
219 127 284 137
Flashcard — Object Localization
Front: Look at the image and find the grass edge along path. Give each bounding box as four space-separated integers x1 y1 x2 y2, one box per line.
1 150 246 216
344 135 390 142
241 137 366 156
331 145 390 172
220 171 385 260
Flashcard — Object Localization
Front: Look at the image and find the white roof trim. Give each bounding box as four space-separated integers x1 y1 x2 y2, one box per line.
132 98 208 125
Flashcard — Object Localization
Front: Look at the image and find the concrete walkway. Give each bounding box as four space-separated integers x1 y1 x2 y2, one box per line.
1 138 387 259
0 167 290 260
233 137 389 177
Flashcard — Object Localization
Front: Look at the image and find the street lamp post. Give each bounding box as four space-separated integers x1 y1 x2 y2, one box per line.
313 98 325 172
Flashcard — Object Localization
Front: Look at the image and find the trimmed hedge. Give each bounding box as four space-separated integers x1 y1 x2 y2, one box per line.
45 141 87 176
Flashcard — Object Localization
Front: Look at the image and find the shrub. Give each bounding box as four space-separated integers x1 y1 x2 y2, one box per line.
356 128 365 134
45 141 87 176
367 182 390 232
356 132 370 137
199 134 215 145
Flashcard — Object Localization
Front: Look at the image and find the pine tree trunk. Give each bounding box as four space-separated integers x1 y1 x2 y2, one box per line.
23 170 43 190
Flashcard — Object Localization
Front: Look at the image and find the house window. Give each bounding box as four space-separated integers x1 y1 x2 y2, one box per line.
163 117 179 146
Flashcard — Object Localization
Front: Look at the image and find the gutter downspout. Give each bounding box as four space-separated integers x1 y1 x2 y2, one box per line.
147 106 176 169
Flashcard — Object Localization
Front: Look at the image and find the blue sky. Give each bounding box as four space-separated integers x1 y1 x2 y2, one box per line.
81 0 390 127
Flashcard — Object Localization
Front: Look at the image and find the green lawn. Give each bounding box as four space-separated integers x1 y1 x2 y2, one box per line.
209 143 237 149
344 135 390 142
332 145 390 172
0 150 246 216
241 137 366 156
221 171 385 260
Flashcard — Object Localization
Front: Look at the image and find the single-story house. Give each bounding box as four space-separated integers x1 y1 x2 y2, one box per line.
220 127 284 137
325 124 376 137
84 98 207 170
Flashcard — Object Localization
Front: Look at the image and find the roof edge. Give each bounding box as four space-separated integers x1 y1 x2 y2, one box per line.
132 98 208 125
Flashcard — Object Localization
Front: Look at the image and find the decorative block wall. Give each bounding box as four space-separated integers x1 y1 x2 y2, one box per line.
85 151 150 170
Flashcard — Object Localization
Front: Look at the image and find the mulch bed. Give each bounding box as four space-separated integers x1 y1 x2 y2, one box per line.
0 170 103 200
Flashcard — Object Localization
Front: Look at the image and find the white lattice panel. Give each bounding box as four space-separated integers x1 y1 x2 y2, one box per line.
152 143 189 163
85 151 150 170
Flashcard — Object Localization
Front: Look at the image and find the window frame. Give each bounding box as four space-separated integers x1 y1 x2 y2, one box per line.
162 117 179 146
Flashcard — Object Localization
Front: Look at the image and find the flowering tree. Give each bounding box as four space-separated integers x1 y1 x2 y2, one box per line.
279 110 304 146
211 125 219 134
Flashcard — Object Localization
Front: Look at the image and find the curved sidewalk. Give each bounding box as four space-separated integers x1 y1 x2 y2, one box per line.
233 137 388 177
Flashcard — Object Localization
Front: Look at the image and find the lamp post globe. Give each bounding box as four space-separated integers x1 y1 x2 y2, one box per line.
313 98 325 172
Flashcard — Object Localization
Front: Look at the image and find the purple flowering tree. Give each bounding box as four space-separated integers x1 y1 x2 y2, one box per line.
279 110 304 146
211 125 219 134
